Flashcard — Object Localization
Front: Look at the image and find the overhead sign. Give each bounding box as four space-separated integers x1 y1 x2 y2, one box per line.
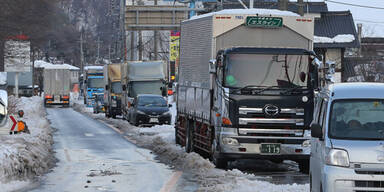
4 40 31 72
245 16 283 28
170 31 180 62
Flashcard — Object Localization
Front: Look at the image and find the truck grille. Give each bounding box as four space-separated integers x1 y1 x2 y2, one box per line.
355 180 384 188
238 107 305 125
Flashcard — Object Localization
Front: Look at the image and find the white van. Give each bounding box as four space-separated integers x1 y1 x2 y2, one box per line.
310 83 384 192
0 90 8 135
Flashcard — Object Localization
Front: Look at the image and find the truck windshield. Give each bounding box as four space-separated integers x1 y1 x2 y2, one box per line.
111 82 122 94
329 99 384 140
224 54 309 88
88 78 104 88
131 81 163 97
138 96 167 107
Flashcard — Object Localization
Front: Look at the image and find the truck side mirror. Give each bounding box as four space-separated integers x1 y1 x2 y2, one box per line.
209 59 216 74
168 104 172 108
122 85 126 91
105 85 109 90
311 123 323 139
312 58 322 68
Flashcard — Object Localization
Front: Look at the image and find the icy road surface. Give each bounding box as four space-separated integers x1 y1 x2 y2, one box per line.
31 108 195 192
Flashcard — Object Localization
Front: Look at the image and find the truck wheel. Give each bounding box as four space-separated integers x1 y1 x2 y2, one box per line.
298 160 310 174
213 155 228 169
112 113 116 119
185 120 194 153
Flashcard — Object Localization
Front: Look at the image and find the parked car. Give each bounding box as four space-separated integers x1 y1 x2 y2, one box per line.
128 94 171 126
310 83 384 192
93 93 105 114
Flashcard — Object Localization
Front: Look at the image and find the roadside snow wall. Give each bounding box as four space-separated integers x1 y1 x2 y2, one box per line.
0 96 54 184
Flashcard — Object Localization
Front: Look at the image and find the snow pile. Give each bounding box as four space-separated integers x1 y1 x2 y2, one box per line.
190 8 299 21
35 60 79 70
314 34 355 43
74 102 308 191
0 96 54 190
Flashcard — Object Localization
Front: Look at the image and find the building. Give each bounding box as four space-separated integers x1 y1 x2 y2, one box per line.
343 37 384 82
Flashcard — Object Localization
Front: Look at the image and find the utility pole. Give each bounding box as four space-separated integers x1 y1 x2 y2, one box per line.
97 36 101 63
80 29 84 75
154 0 158 60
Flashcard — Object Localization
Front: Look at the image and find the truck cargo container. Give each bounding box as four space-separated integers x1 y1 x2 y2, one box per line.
175 9 319 171
44 68 71 107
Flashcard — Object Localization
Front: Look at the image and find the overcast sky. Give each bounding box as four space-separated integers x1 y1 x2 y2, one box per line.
321 0 384 37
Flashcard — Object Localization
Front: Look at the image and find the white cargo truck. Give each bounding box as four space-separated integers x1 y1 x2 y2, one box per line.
175 9 320 171
44 68 71 107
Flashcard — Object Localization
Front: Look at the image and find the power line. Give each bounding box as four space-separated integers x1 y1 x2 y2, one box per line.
325 0 384 10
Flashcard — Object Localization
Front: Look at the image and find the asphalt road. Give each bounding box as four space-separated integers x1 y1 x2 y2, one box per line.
30 108 195 192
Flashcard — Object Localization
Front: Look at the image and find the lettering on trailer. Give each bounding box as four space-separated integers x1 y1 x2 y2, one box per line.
245 16 283 28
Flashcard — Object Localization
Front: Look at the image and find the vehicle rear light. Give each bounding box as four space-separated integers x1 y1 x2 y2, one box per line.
295 149 303 153
168 90 173 95
222 117 232 126
62 95 69 99
45 95 53 99
239 148 246 152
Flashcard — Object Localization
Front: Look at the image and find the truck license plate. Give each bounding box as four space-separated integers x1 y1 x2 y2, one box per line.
149 118 159 123
260 144 281 154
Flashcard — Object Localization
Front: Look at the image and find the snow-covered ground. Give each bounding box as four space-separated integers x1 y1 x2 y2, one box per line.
0 96 54 191
74 98 309 192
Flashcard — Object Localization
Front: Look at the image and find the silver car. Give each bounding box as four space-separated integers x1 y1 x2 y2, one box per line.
310 82 384 192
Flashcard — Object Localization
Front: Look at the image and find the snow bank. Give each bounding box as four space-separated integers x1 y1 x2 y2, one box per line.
74 102 308 192
314 34 355 43
190 8 299 21
0 96 54 191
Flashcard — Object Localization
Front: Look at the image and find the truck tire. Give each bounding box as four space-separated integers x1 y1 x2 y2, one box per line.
112 113 116 119
298 160 310 174
213 156 228 169
185 120 194 153
211 138 228 169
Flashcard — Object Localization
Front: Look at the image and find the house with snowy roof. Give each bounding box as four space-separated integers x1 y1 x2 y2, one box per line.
203 0 360 82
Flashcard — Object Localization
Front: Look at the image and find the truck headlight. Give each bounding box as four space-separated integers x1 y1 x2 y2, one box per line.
302 140 311 147
326 148 350 167
222 137 239 145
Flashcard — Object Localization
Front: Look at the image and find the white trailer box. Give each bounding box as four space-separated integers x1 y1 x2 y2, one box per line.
44 68 71 106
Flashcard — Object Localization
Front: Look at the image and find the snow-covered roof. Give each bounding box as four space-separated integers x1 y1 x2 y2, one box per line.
189 8 299 21
314 34 355 44
35 60 79 70
84 66 103 71
0 72 7 85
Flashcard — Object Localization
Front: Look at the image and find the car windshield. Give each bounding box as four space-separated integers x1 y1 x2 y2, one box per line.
131 81 163 97
224 54 309 88
111 82 122 94
329 99 384 140
88 78 104 88
138 96 167 107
